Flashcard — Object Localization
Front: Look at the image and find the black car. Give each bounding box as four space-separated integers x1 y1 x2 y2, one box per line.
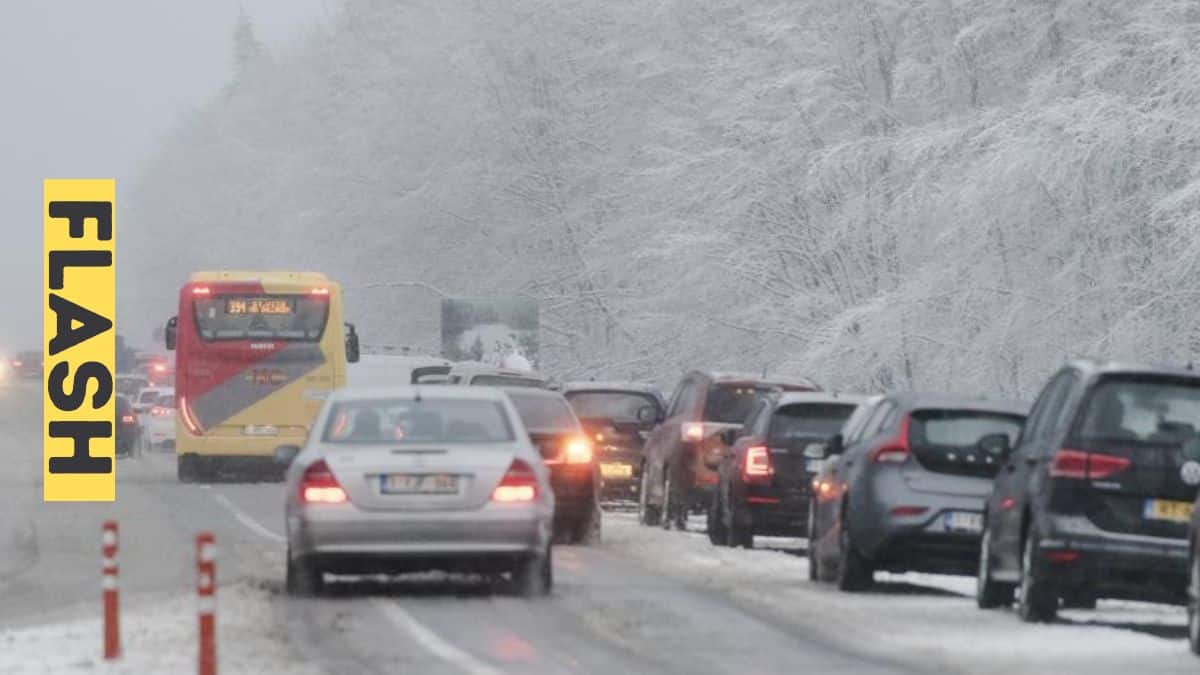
709 392 866 548
11 350 42 380
504 387 602 544
979 360 1200 622
560 381 666 503
115 394 140 457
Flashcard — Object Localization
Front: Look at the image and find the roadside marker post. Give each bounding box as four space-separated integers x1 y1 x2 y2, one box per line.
101 520 120 660
196 532 217 675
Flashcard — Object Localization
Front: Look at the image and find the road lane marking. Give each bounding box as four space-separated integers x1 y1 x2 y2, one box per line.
210 492 286 543
371 599 504 675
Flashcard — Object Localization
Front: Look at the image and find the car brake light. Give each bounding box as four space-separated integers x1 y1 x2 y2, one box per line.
742 445 774 484
1046 550 1080 563
12 360 22 367
493 459 538 502
889 505 929 517
121 414 135 424
1049 449 1130 480
153 363 166 372
682 422 704 442
871 415 910 464
563 436 593 464
300 460 347 504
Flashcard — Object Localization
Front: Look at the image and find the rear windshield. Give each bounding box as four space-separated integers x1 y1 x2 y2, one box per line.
704 384 776 424
507 393 577 432
116 378 147 397
565 391 661 422
322 398 515 444
910 410 1024 448
138 390 161 404
157 394 175 408
193 294 329 342
469 374 544 387
769 403 858 442
1076 378 1200 446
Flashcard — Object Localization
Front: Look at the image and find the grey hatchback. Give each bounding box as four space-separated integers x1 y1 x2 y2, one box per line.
809 393 1027 590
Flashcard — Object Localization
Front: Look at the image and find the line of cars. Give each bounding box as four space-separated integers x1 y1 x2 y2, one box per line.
276 358 667 597
627 360 1200 657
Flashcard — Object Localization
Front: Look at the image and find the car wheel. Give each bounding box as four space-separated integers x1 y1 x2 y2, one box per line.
707 488 728 546
807 502 819 582
573 505 602 546
637 465 662 527
726 508 754 549
177 454 196 483
836 520 873 592
1188 548 1200 655
513 545 552 598
1018 524 1058 622
976 525 1014 609
285 549 323 597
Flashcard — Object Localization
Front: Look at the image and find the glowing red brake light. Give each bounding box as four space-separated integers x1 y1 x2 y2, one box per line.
872 414 911 464
300 460 347 504
1050 449 1130 480
742 445 774 484
563 436 593 464
121 414 135 424
492 459 538 502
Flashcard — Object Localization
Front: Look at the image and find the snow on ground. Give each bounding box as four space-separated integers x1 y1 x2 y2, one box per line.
602 511 1196 675
0 582 318 675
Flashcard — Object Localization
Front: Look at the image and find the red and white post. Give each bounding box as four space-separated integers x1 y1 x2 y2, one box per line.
196 532 217 675
101 520 120 660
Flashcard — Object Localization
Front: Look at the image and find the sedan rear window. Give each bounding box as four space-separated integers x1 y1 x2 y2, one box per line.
565 391 661 422
908 410 1025 478
322 398 515 444
703 385 775 424
507 393 577 432
1077 378 1200 446
470 374 545 387
769 403 858 442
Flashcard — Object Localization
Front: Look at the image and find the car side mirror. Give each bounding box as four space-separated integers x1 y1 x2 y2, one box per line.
977 432 1011 458
826 433 844 456
636 405 660 426
273 444 301 466
344 322 360 363
164 316 177 351
804 443 827 460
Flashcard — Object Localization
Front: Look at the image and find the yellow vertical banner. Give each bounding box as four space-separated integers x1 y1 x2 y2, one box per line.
44 179 116 502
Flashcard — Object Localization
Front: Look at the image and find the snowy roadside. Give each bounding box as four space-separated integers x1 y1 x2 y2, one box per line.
602 512 1196 675
0 582 318 675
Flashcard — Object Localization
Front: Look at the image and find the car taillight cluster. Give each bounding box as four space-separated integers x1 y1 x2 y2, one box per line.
545 436 594 465
1048 448 1131 480
121 414 135 424
300 460 347 504
742 445 774 484
871 415 911 464
493 459 538 502
151 406 172 417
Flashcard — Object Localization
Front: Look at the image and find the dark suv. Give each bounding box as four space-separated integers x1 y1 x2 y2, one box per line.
560 381 666 503
639 371 819 530
979 360 1200 622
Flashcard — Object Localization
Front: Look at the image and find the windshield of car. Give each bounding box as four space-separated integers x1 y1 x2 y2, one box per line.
1076 377 1200 446
469 374 545 387
137 389 160 404
703 384 775 424
157 394 175 408
564 390 660 422
506 392 577 432
322 398 515 444
769 402 858 442
909 410 1025 448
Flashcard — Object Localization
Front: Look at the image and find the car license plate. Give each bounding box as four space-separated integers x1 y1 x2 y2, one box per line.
380 473 459 495
600 462 633 479
943 511 983 533
1143 498 1192 523
805 459 824 473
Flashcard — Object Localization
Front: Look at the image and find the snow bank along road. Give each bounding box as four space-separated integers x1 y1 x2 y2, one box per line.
0 384 1194 674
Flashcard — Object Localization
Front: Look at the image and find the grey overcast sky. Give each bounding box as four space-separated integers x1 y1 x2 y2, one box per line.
0 0 333 354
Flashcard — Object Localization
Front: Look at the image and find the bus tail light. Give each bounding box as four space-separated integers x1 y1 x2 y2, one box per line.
300 460 347 504
492 459 538 502
179 397 205 435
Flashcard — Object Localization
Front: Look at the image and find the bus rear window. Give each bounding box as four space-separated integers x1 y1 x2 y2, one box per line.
193 295 329 342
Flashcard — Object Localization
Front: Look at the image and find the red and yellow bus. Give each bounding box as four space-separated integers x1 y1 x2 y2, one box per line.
164 271 360 481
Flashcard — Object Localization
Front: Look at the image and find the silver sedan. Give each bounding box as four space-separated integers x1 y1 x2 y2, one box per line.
278 385 555 597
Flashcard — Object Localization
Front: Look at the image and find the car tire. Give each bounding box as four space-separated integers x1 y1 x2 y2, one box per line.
177 454 197 483
286 550 324 597
976 525 1014 609
707 489 728 546
836 521 873 592
637 465 662 527
807 502 819 582
726 509 754 549
573 505 602 546
1018 524 1058 622
513 545 553 598
1188 548 1200 655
